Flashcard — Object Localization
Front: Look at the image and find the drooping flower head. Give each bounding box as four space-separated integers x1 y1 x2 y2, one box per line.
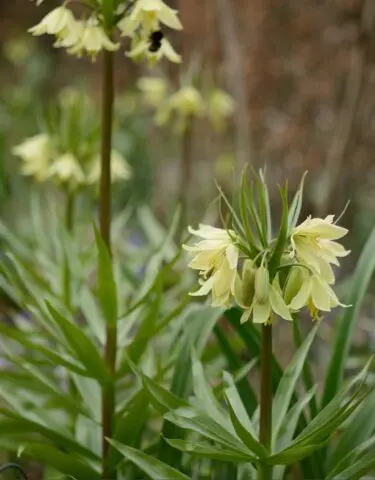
184 170 350 325
234 261 292 324
284 266 348 320
183 225 239 307
291 215 350 282
12 133 53 181
118 0 182 37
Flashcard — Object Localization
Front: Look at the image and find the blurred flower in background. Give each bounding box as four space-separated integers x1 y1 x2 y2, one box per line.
12 89 131 191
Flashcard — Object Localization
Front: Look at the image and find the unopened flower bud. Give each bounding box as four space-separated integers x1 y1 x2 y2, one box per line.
255 265 269 304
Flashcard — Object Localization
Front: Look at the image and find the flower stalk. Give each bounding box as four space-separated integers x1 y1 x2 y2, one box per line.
100 48 116 479
258 324 273 480
62 190 75 310
177 121 193 239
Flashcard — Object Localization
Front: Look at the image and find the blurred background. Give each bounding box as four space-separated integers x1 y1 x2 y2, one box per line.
0 1 374 238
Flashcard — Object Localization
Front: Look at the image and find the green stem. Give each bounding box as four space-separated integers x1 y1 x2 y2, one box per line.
100 49 117 480
62 191 75 310
258 324 273 480
177 120 193 239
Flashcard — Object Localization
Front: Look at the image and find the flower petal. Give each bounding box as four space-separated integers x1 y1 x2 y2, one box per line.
253 300 271 324
190 276 214 296
310 276 332 312
269 285 292 321
289 276 312 310
226 243 238 269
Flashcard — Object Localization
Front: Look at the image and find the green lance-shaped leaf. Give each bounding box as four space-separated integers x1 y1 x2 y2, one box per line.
322 227 375 407
330 449 375 480
142 374 189 413
266 443 325 466
239 166 265 249
214 326 258 416
94 225 118 326
191 354 230 429
106 390 150 470
164 438 257 464
107 440 191 480
273 387 317 479
326 433 375 480
272 323 318 444
21 443 100 480
0 322 90 377
327 388 375 472
225 394 268 460
223 370 257 437
259 169 272 242
287 171 307 232
46 302 110 383
159 305 224 468
268 183 289 276
164 410 252 455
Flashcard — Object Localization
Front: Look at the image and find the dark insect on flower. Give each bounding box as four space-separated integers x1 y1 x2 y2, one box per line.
148 30 164 53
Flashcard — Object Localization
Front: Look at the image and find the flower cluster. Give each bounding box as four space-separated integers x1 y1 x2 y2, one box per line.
12 133 131 190
138 77 236 133
28 0 182 64
12 89 131 190
183 175 350 324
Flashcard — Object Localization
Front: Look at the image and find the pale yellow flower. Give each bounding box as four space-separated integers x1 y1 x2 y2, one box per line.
118 0 182 37
87 150 132 184
284 266 348 319
169 86 205 117
291 215 350 279
183 224 239 307
29 6 76 36
12 133 52 181
54 19 85 49
138 77 168 108
126 37 181 65
68 20 119 60
207 89 236 131
47 153 85 186
235 262 292 324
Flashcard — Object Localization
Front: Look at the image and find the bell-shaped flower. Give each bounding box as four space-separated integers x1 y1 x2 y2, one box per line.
138 77 168 108
54 20 85 49
148 38 182 65
183 225 239 307
47 153 85 187
12 133 53 181
87 150 132 184
284 266 348 319
118 0 182 37
68 19 119 60
29 6 76 36
235 262 292 324
207 89 236 131
126 36 181 65
291 215 350 278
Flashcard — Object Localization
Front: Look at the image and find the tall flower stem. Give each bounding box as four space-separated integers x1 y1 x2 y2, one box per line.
100 49 116 480
62 190 75 310
177 121 193 239
258 324 273 480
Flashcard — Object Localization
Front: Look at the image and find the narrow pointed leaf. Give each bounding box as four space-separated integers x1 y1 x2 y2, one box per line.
94 226 117 325
108 440 190 480
22 443 100 479
272 323 318 441
225 394 267 459
322 227 375 406
165 438 257 463
46 302 109 383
